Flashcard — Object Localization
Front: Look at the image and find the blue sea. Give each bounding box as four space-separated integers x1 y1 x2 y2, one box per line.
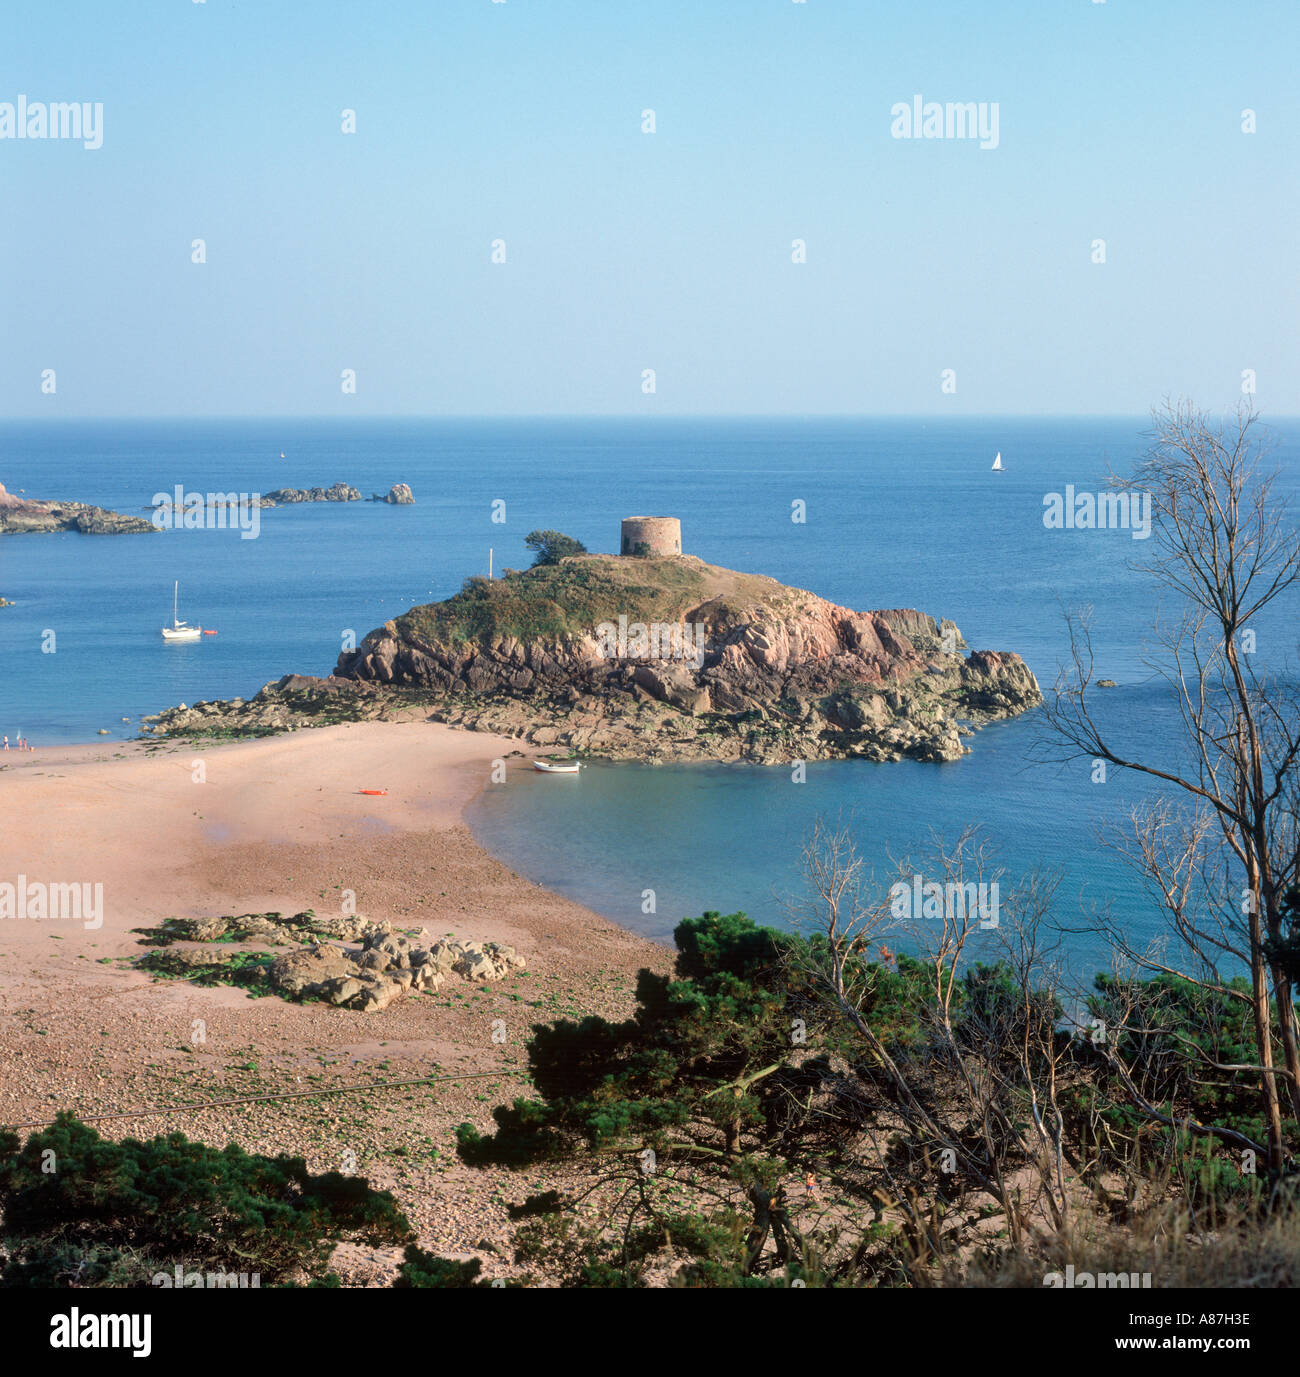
3 417 1296 976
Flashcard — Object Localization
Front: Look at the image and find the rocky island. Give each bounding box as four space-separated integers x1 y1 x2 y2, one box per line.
255 483 361 507
370 482 415 504
144 516 1041 764
255 481 413 507
0 480 155 534
150 481 413 512
0 478 416 533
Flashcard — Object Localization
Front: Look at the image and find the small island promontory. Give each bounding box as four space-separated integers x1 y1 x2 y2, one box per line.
0 480 155 534
0 479 418 532
145 517 1041 763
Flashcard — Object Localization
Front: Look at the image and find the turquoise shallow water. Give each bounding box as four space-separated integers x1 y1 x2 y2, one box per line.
468 711 1161 978
2 416 1296 970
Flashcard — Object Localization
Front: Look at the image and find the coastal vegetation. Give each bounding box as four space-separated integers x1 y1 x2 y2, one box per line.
6 882 1299 1287
524 528 588 566
440 823 1300 1286
401 550 707 644
1041 401 1300 1176
0 1114 413 1286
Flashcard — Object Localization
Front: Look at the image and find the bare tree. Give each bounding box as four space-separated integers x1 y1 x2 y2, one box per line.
1040 400 1300 1170
783 819 1076 1258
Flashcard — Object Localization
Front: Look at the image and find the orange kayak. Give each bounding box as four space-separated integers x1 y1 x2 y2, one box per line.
359 789 387 796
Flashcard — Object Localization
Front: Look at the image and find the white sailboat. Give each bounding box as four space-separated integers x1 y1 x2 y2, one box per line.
161 581 202 641
991 452 1004 471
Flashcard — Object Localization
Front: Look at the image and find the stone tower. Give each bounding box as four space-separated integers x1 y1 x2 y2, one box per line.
620 516 682 558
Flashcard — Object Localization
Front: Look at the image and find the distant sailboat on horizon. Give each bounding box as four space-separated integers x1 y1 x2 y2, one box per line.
161 580 202 641
991 451 1004 471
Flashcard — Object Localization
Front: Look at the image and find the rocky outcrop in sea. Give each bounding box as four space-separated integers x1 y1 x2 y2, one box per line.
0 481 155 535
330 554 1041 763
370 483 415 504
144 552 1041 765
255 483 361 507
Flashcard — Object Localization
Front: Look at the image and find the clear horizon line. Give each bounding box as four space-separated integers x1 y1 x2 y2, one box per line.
3 410 1290 424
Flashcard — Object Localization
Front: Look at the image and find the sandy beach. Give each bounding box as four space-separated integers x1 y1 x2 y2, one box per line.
0 719 670 1280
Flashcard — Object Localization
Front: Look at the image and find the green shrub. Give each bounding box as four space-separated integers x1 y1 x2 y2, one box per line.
0 1114 412 1287
524 529 587 567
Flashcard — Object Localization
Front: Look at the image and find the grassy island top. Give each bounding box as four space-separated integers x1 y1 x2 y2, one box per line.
393 553 815 647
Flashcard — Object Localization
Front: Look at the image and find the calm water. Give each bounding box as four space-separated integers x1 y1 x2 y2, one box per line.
3 417 1296 971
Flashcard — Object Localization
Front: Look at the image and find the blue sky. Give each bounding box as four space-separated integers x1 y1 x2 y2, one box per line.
1 0 1296 417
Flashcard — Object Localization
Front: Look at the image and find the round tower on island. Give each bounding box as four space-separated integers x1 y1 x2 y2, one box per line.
620 516 682 558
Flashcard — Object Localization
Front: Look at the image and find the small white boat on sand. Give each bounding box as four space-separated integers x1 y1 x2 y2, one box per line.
534 758 581 774
161 580 202 641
